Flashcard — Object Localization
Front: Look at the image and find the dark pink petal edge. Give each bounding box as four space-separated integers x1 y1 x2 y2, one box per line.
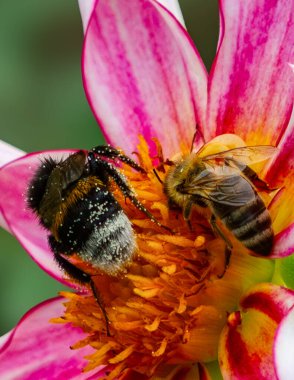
0 150 79 287
0 297 107 380
82 0 208 159
274 306 294 380
271 223 294 259
265 106 294 186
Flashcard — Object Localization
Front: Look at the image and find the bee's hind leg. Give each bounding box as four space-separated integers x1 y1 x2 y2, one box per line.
210 215 232 277
53 251 111 336
217 246 232 278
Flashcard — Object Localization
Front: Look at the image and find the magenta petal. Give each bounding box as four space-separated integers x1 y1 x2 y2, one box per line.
219 284 294 380
78 0 96 32
0 140 24 169
271 223 294 258
0 150 78 287
83 0 207 158
265 108 294 186
155 1 185 25
274 306 294 380
0 297 105 380
207 0 294 144
78 0 185 31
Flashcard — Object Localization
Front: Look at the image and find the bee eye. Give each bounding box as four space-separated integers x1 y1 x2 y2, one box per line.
176 183 184 192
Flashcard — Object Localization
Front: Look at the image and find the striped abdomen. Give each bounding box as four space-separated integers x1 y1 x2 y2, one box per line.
212 192 273 256
50 183 136 275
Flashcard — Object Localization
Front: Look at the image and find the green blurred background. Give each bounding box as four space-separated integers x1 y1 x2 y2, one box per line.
0 0 218 334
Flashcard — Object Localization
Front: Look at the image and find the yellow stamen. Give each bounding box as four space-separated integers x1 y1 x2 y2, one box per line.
54 134 275 378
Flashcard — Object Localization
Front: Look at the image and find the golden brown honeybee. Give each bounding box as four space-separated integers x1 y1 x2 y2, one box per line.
164 145 276 260
27 145 169 335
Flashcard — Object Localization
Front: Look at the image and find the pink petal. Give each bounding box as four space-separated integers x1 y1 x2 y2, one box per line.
0 297 106 380
271 223 294 258
274 306 294 380
219 283 294 380
0 150 77 287
155 1 185 26
78 0 96 32
0 140 24 169
207 0 294 144
0 141 25 231
82 0 207 158
78 0 185 32
265 107 294 186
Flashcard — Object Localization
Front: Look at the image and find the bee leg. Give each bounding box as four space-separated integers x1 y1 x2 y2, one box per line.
209 215 232 277
190 125 204 153
53 252 111 336
210 215 232 248
90 145 146 173
242 165 275 191
89 154 172 233
153 169 163 184
89 279 111 337
217 246 232 279
225 158 274 191
183 200 193 231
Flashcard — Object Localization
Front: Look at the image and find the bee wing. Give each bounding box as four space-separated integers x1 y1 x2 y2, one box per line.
202 145 277 168
182 170 255 206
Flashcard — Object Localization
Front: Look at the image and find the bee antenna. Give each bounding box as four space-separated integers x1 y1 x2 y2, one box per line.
190 124 206 152
153 169 163 184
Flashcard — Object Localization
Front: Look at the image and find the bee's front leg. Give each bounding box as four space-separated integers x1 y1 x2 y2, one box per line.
210 215 232 277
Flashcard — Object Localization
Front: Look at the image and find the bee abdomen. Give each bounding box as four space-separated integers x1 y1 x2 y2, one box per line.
81 211 136 275
221 197 273 256
54 187 136 274
56 188 121 252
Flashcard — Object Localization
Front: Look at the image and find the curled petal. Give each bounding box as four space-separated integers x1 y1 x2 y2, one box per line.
265 106 294 187
0 150 77 287
83 0 207 158
267 109 294 241
0 297 106 380
274 306 294 380
271 223 294 259
219 283 294 380
207 0 294 144
78 0 96 32
155 1 185 26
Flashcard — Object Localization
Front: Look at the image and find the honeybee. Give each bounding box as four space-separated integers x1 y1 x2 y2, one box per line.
164 145 276 262
27 145 168 335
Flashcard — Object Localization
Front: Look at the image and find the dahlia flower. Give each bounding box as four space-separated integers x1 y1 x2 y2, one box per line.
0 0 293 379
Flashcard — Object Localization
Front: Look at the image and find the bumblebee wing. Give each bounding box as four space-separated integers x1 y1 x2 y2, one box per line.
182 171 254 206
202 145 277 169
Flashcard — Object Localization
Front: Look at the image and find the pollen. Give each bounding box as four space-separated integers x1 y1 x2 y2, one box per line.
53 135 275 379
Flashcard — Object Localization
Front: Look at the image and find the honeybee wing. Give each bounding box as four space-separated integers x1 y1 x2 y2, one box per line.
181 167 255 207
202 145 277 169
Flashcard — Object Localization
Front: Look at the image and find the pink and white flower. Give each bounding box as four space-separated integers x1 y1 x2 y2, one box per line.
0 0 293 378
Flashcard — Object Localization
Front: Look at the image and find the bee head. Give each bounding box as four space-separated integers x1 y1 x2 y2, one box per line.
27 156 61 216
27 151 87 228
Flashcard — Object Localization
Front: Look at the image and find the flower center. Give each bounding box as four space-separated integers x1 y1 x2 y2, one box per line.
53 134 274 378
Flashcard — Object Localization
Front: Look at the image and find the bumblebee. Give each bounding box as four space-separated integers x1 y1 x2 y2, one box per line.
164 145 276 261
27 145 167 335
